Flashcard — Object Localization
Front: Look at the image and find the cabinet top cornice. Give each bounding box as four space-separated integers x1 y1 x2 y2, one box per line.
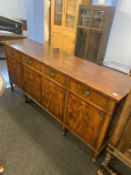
3 39 131 102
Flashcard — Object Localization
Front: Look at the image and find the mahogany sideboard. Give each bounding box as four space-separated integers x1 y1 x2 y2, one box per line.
3 39 131 162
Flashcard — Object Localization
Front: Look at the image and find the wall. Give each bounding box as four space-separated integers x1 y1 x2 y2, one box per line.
26 0 44 44
0 0 26 19
104 0 131 73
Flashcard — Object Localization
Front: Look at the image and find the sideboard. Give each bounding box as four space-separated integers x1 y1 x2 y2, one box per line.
3 39 131 162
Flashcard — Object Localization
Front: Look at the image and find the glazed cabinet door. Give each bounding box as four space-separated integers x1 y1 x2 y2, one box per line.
64 0 78 31
42 78 65 121
7 57 23 88
51 0 64 30
23 66 42 103
65 93 104 147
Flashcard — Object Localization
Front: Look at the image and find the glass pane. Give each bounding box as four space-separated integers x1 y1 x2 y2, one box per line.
91 10 105 29
54 0 63 26
65 0 77 29
79 8 91 27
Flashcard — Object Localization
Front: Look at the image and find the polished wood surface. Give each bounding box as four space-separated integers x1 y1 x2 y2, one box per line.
3 39 131 102
3 39 131 161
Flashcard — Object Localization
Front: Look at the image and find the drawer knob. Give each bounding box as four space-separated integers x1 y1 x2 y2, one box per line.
50 72 55 78
84 90 90 97
28 60 32 65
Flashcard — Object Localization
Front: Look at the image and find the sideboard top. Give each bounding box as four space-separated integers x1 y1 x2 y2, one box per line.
3 39 131 102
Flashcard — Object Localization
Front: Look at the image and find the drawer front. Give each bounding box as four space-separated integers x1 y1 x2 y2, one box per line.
6 47 23 61
23 55 41 71
70 80 108 109
41 64 66 86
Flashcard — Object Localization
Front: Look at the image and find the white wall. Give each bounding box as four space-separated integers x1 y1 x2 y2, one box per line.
25 0 44 43
104 0 131 73
0 0 26 19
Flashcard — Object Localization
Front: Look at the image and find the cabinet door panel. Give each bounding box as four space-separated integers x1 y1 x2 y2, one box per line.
54 0 64 26
23 66 42 103
66 94 104 146
65 0 77 29
42 78 65 121
7 57 22 88
85 31 102 62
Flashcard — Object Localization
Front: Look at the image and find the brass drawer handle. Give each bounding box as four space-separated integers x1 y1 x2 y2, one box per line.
49 72 55 78
28 60 32 65
84 90 90 97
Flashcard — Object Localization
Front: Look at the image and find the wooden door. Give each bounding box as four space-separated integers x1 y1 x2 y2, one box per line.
42 78 65 121
23 66 42 103
66 93 104 147
7 57 22 88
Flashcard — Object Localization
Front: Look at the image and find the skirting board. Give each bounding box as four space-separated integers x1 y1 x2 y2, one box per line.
103 60 130 74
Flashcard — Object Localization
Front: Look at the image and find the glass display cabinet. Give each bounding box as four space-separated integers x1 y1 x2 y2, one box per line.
75 1 117 64
51 0 92 54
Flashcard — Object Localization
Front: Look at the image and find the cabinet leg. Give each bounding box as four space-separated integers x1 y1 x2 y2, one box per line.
92 152 99 163
98 151 117 175
61 125 68 136
24 95 31 103
10 82 14 92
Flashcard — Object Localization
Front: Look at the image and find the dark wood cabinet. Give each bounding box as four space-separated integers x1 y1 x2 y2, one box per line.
75 5 116 64
4 39 131 162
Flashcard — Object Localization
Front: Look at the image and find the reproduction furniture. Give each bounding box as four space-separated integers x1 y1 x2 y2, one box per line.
50 0 91 54
75 4 116 64
0 74 5 174
98 88 131 175
3 39 131 162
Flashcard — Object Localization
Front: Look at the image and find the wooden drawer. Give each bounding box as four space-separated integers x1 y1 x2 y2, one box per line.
23 55 41 71
41 64 66 86
70 80 108 109
6 47 23 61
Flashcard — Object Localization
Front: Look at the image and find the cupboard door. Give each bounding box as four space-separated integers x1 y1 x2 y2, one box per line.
64 0 77 30
42 78 65 121
23 66 42 103
53 0 64 27
62 35 75 54
75 28 90 57
66 94 104 147
51 32 62 49
7 57 22 88
85 31 102 62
